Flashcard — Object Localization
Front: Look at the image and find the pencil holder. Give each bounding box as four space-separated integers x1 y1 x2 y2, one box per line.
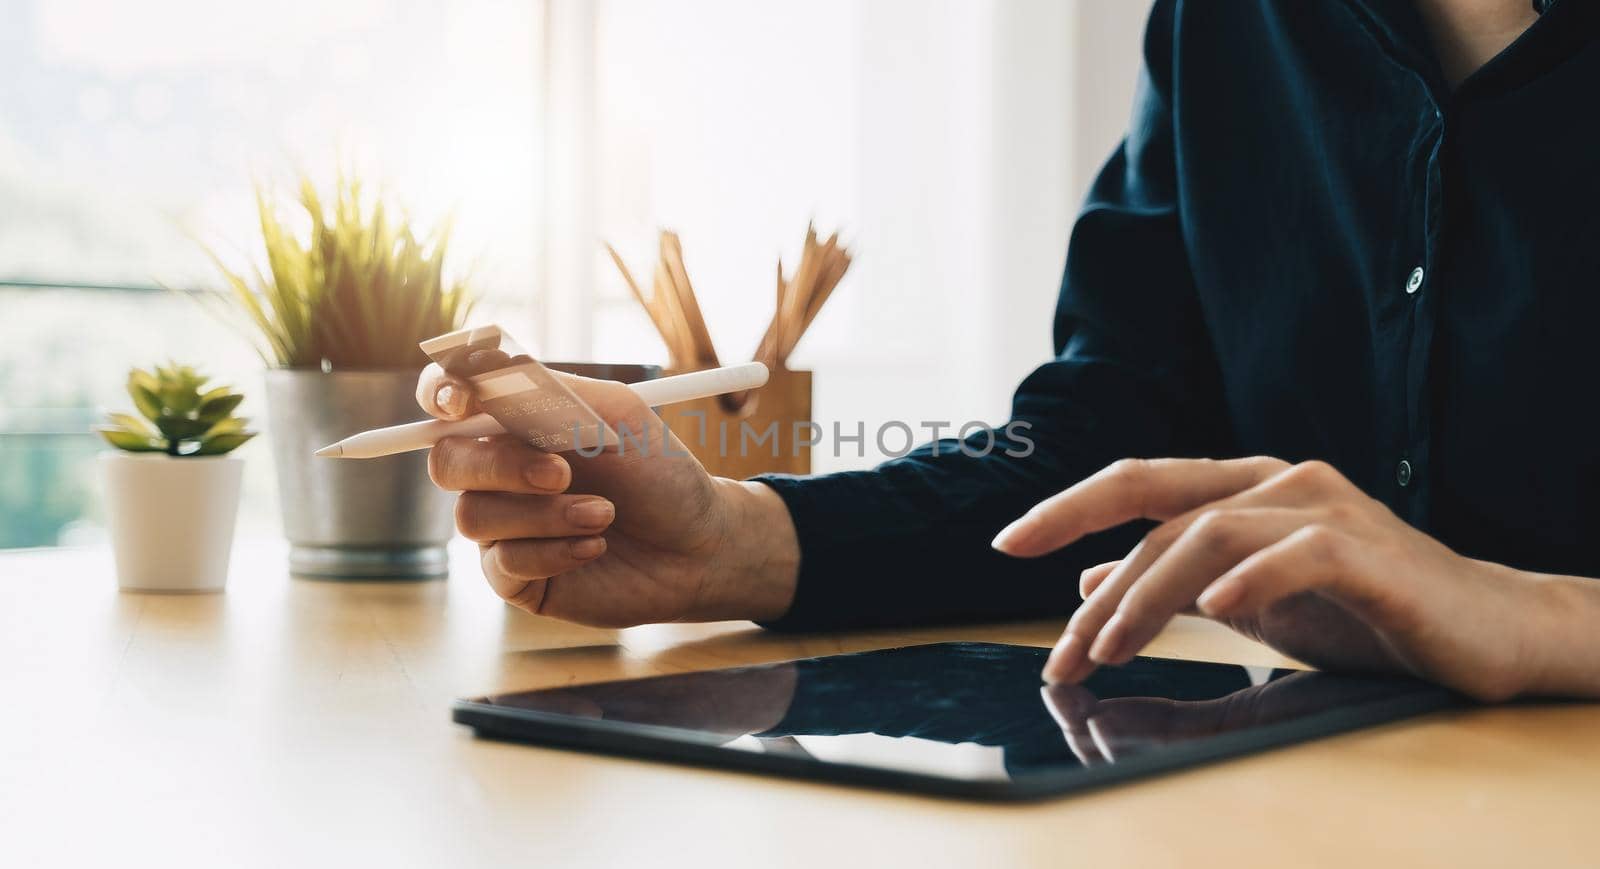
660 367 812 479
606 224 848 478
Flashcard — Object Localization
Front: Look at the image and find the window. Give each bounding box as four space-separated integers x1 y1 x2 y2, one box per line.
588 0 860 370
4 0 1148 549
583 0 1144 476
2 0 545 547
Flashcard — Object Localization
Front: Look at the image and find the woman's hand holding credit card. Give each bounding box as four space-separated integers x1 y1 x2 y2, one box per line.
408 326 801 627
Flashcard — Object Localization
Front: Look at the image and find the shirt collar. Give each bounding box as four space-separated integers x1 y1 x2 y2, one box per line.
1341 0 1598 101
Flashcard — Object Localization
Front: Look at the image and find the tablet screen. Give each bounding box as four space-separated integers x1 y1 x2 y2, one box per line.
455 642 1458 799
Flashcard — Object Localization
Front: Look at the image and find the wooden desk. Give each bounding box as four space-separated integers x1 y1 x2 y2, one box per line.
1 541 1593 868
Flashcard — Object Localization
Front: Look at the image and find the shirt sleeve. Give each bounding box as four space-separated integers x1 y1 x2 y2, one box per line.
756 0 1225 632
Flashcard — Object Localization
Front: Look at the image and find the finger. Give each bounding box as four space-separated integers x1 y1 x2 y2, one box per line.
1049 528 1182 684
480 544 543 609
481 536 608 608
455 492 615 543
1078 560 1121 599
496 371 686 462
1039 685 1108 767
416 363 479 421
1044 469 1342 684
1086 508 1317 667
1084 716 1125 763
1048 506 1299 683
429 435 571 494
992 456 1289 558
1043 629 1095 686
1087 696 1213 749
559 373 686 457
558 373 653 427
1081 558 1204 618
1196 524 1387 621
1088 556 1203 617
1201 537 1527 703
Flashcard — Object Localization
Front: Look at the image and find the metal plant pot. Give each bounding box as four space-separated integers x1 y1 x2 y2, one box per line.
264 369 454 579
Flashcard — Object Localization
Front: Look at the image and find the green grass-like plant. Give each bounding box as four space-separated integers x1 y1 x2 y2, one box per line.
207 173 473 370
97 364 256 457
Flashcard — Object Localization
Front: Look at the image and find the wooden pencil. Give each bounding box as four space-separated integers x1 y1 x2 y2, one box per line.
606 224 849 376
661 231 719 368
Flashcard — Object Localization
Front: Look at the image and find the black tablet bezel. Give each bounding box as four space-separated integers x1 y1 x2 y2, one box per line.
452 642 1462 801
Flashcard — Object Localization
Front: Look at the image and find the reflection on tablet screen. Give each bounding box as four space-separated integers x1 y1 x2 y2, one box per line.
471 643 1452 786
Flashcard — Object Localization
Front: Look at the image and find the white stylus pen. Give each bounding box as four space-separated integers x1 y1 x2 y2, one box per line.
314 361 769 459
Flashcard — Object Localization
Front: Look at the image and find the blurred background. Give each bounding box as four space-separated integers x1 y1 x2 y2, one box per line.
0 0 1145 550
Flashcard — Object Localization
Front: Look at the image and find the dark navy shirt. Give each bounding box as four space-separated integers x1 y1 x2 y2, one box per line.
759 0 1600 631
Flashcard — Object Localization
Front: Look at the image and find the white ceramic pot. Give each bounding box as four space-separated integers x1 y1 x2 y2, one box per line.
98 452 244 593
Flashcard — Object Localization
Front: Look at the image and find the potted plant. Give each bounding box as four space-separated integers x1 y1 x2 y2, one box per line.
206 174 471 578
96 364 255 592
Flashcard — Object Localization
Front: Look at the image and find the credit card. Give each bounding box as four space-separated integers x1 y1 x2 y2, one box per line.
419 325 618 452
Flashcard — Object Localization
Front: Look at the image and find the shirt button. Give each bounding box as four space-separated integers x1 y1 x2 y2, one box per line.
1396 459 1413 487
1406 267 1424 295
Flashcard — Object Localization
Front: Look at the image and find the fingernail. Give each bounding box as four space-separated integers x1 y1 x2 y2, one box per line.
567 498 615 529
990 517 1033 553
436 384 465 415
525 457 569 491
1198 579 1241 614
1088 614 1129 664
1043 633 1085 684
569 537 606 559
1064 657 1097 685
1078 566 1098 600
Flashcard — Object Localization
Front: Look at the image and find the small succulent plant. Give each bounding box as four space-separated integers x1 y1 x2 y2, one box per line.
97 363 257 457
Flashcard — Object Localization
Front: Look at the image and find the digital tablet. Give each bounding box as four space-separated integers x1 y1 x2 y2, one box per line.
453 642 1460 801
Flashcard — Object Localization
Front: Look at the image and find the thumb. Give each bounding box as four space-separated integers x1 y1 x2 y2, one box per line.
556 374 689 459
557 373 655 429
416 363 480 421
